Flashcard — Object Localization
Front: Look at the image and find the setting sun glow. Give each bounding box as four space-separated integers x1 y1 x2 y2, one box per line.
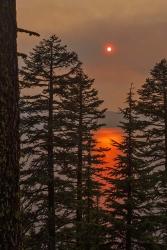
107 46 112 52
95 128 123 165
104 43 116 55
95 128 123 191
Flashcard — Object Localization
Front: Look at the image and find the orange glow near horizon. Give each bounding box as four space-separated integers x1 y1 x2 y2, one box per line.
95 128 123 204
95 127 123 166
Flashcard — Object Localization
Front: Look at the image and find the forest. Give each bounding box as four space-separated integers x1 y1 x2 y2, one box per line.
0 1 167 250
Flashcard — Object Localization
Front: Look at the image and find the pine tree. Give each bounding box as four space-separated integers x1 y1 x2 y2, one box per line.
105 86 156 249
82 134 109 250
20 35 79 250
0 1 20 249
54 69 107 249
137 59 167 247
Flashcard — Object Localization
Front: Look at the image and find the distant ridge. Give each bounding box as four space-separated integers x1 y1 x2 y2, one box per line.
103 111 122 128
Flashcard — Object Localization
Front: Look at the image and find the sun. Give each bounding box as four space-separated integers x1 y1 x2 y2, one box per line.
107 46 112 52
104 43 115 55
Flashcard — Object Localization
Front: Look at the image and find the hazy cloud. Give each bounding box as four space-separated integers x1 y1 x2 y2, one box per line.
17 0 167 110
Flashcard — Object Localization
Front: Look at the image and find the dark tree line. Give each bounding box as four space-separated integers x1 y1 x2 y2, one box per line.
19 36 107 250
19 33 167 250
105 59 167 249
0 2 167 250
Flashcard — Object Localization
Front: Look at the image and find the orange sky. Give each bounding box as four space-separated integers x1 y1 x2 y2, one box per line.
17 0 167 111
95 127 123 167
95 127 123 190
94 128 123 201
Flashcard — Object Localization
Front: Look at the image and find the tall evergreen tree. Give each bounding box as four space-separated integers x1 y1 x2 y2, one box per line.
82 134 108 250
137 59 167 247
20 35 79 250
0 1 20 249
105 86 155 249
56 69 107 249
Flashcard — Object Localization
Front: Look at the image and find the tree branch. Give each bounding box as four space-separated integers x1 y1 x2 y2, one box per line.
17 28 40 37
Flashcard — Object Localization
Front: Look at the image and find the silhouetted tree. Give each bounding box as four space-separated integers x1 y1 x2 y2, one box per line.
82 134 108 250
20 35 79 250
106 86 155 249
0 1 20 249
56 69 107 249
137 59 167 247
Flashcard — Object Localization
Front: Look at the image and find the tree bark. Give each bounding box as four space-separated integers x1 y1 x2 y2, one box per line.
163 81 167 172
47 42 56 250
85 137 91 250
76 83 83 248
126 90 133 250
0 1 20 249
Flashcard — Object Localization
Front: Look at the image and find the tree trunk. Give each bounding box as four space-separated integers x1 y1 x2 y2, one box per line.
48 42 55 250
126 90 133 250
0 1 20 249
163 82 167 172
85 137 91 250
76 83 83 248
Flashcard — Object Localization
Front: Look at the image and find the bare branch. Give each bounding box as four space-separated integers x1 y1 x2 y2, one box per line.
17 28 40 37
17 52 27 59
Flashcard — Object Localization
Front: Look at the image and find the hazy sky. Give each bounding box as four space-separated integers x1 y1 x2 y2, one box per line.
17 0 167 111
